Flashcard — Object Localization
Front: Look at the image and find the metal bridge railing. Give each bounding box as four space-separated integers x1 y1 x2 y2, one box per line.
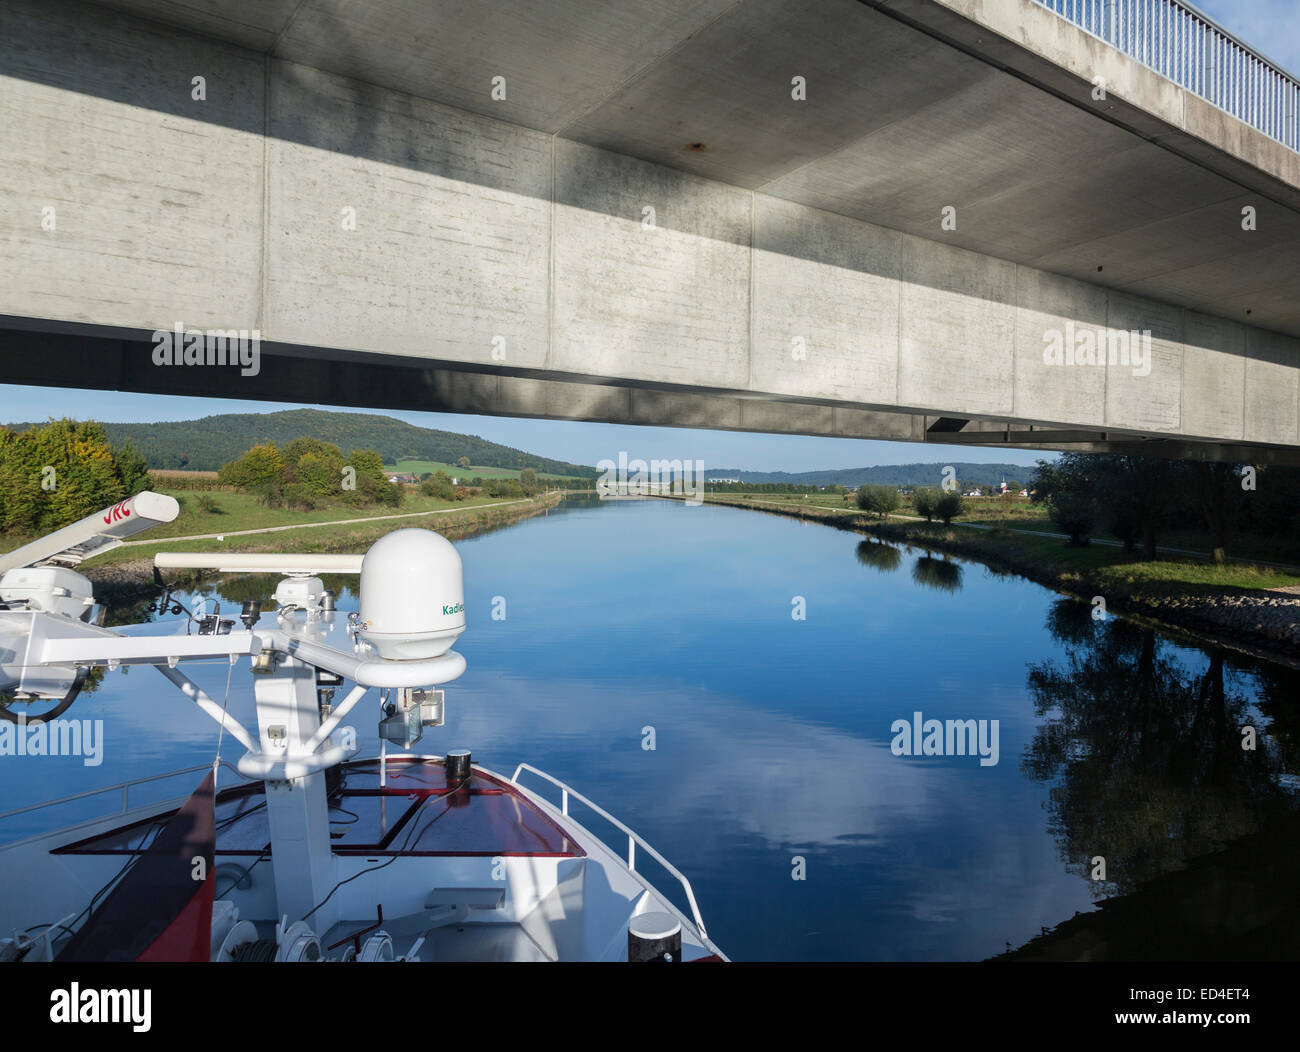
1034 0 1300 152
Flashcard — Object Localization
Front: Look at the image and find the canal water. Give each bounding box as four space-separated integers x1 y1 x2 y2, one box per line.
2 494 1297 960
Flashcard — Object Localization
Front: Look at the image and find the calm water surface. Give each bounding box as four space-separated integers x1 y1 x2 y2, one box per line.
3 496 1297 960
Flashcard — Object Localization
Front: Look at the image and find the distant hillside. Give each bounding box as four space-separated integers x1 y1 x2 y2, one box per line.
706 462 1036 488
5 409 599 477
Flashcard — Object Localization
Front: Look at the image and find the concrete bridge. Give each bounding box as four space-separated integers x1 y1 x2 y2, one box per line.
2 0 1300 463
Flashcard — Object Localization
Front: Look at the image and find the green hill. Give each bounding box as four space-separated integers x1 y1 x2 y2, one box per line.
6 409 598 477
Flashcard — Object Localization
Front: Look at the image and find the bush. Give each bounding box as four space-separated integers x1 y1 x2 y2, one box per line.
484 478 524 499
1049 491 1095 546
217 443 282 489
218 440 397 509
1106 502 1140 552
420 471 455 500
278 483 318 511
0 419 149 535
912 488 939 522
934 490 964 524
195 494 222 514
856 484 900 518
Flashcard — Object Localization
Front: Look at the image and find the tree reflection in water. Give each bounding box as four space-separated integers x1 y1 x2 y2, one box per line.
1024 598 1299 900
999 599 1300 958
911 553 963 593
855 538 902 573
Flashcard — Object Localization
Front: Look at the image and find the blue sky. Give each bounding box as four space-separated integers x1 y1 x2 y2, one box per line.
1 0 1291 475
1195 0 1300 76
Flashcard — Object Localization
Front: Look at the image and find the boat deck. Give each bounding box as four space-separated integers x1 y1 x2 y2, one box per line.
53 758 586 860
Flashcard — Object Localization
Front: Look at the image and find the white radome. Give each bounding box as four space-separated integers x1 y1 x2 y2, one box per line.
359 528 465 659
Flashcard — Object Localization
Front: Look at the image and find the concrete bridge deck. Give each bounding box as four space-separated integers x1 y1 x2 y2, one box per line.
1 0 1299 462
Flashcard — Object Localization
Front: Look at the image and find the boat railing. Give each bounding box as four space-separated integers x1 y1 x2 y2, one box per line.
509 762 708 938
0 762 248 837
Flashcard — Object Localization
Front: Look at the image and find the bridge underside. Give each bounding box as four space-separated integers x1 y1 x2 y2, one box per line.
3 317 1285 466
2 0 1300 463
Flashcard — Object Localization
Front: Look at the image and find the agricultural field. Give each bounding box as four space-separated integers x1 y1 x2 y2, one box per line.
69 485 553 571
724 490 1051 530
7 474 521 550
704 490 1300 576
387 460 584 481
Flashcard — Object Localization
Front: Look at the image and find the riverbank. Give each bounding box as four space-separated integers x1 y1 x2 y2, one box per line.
80 490 565 603
675 494 1300 668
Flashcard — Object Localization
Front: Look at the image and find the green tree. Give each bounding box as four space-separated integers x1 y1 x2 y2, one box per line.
1187 461 1242 564
1035 453 1180 559
217 439 398 509
485 478 524 499
421 471 455 501
1049 491 1097 546
280 438 345 499
856 484 900 519
294 450 339 496
1034 455 1100 547
912 488 939 522
114 440 151 496
217 443 283 488
0 420 144 535
934 490 964 524
345 448 400 507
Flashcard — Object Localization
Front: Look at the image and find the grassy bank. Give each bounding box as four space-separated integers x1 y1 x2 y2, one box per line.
76 490 565 601
721 489 1300 565
685 493 1300 665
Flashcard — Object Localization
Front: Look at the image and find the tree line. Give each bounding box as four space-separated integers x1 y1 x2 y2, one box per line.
218 439 400 510
1032 453 1300 562
856 484 965 524
416 466 542 501
0 420 150 535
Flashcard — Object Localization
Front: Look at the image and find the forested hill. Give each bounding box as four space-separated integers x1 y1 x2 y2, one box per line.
6 409 599 476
